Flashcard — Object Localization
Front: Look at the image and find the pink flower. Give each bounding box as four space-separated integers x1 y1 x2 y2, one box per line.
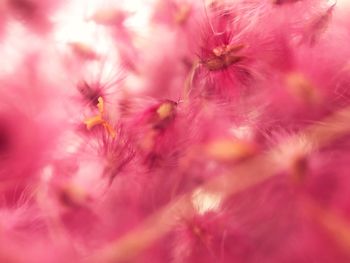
0 0 350 262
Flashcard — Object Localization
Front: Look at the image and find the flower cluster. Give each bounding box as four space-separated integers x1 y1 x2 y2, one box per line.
0 0 350 262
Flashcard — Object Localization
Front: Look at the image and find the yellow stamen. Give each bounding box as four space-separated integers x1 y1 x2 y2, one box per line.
156 102 175 120
84 115 104 130
84 97 116 138
97 96 104 114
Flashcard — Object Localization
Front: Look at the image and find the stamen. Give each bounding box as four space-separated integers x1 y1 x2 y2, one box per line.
84 115 104 130
156 101 175 120
97 96 104 114
152 101 177 130
84 97 116 138
204 44 245 71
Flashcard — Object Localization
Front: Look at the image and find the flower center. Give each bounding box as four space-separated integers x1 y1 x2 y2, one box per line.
84 97 116 138
204 44 245 71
